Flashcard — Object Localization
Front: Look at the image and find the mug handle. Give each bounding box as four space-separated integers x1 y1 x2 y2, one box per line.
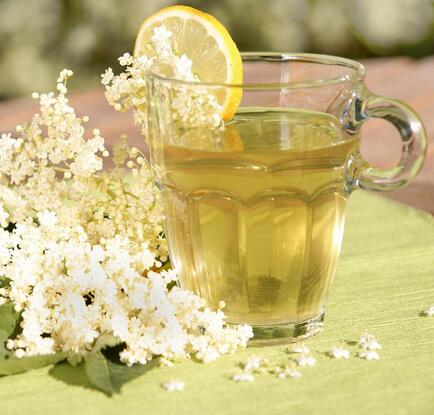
344 94 427 192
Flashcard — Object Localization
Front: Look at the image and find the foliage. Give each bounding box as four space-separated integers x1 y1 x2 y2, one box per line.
1 0 433 98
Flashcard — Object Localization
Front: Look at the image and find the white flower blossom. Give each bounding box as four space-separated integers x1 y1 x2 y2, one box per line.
56 83 67 95
103 25 223 139
57 69 73 83
275 366 302 379
0 71 253 365
242 355 268 371
0 205 9 228
37 211 57 228
357 333 381 360
358 333 382 351
329 347 350 359
175 54 194 79
358 350 380 361
289 342 310 354
118 53 133 67
232 373 255 382
421 305 434 317
101 68 114 86
295 353 317 367
151 25 173 46
162 380 185 391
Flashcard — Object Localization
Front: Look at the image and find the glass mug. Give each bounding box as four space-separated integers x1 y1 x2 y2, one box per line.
147 54 427 344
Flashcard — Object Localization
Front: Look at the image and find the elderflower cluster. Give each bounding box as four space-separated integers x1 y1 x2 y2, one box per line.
286 342 317 367
162 380 185 392
0 71 252 365
357 333 381 361
232 373 255 382
242 355 269 372
0 70 105 229
231 355 269 382
421 305 434 317
272 364 302 380
103 25 223 139
329 346 350 359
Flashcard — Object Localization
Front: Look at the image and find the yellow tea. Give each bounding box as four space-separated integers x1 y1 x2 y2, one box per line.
155 108 359 326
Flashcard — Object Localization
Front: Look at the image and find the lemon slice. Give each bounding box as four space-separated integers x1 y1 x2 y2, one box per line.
221 125 244 151
134 5 242 121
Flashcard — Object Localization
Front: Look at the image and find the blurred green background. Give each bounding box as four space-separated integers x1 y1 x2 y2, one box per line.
1 0 433 99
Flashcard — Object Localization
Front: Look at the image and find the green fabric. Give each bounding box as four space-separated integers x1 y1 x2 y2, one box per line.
1 191 434 415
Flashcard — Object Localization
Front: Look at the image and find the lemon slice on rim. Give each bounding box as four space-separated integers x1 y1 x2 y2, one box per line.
134 5 242 121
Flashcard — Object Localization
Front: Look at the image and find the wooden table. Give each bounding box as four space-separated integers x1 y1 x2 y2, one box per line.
0 57 433 213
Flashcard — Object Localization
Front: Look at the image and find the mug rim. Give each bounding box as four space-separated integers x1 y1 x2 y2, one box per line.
148 52 366 89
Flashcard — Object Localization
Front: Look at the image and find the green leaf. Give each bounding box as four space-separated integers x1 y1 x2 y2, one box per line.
108 359 158 390
84 351 115 395
91 333 120 353
0 352 66 375
0 329 9 359
0 303 21 338
84 351 157 395
0 276 11 289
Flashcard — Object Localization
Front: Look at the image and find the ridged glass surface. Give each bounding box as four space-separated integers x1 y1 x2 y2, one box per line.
155 108 358 325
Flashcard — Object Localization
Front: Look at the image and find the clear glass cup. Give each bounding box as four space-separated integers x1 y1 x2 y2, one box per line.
147 53 427 344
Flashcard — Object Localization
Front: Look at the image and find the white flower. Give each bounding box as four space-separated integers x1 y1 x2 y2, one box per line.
103 25 223 138
329 347 350 359
242 355 268 371
162 380 185 391
0 70 253 365
295 353 317 367
118 53 133 66
56 83 67 95
289 342 310 354
276 366 302 379
37 211 57 229
175 54 194 80
232 373 255 382
151 25 172 45
421 305 434 317
57 69 72 83
358 334 382 351
101 68 114 86
358 350 380 361
0 205 9 228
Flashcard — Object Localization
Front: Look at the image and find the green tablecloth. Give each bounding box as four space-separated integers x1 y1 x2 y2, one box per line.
1 191 434 415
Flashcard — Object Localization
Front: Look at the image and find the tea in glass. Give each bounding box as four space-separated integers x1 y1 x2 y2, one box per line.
157 108 357 332
148 54 427 343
